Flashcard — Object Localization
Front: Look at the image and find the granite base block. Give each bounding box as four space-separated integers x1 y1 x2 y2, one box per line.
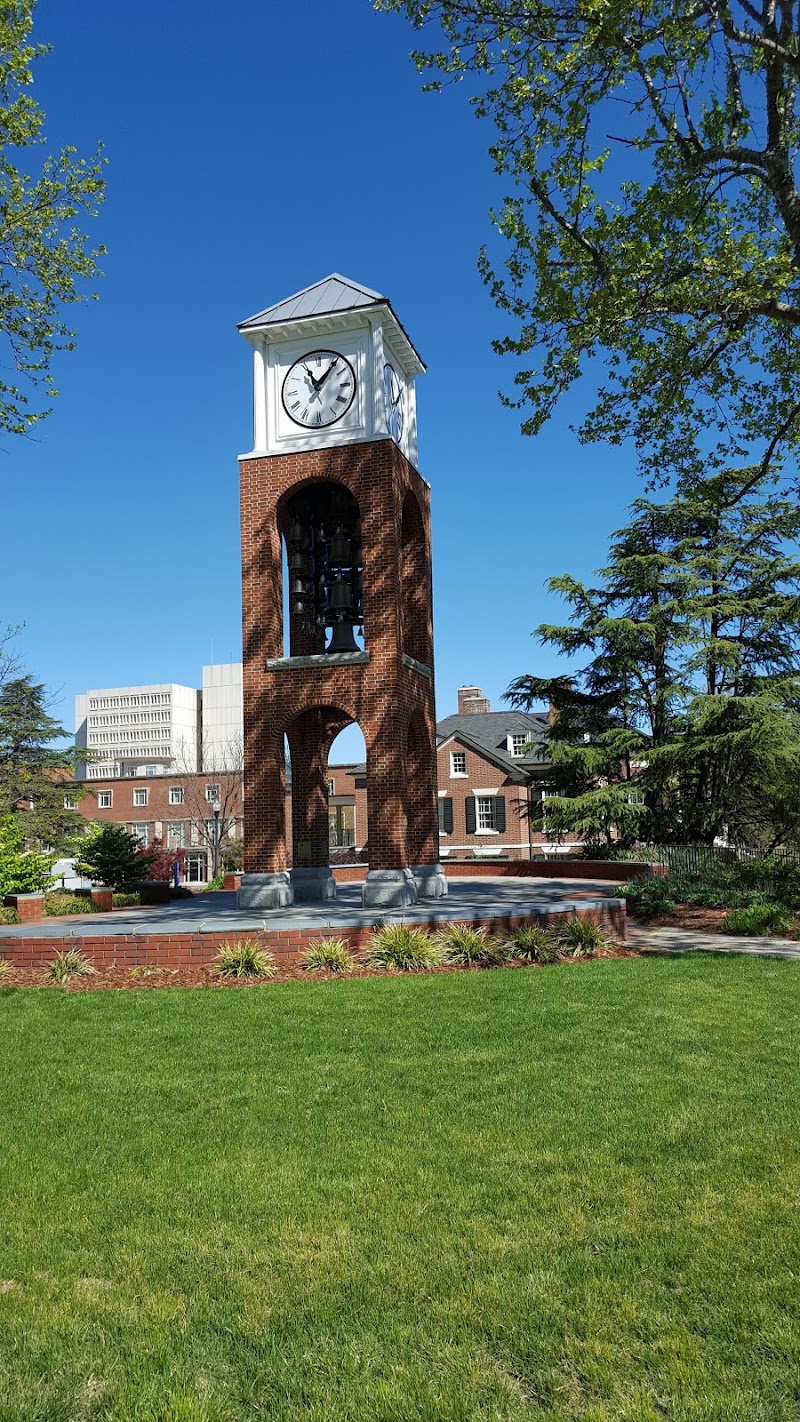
290 866 337 902
361 868 419 909
237 872 294 910
410 864 448 899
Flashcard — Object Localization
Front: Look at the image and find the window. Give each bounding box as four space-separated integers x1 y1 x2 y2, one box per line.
98 790 113 809
169 787 184 805
328 778 335 795
450 750 467 777
465 794 506 834
438 796 453 835
205 785 220 803
476 795 497 830
63 795 78 810
167 820 185 848
125 766 136 778
134 788 148 807
130 822 149 846
145 764 157 777
510 734 529 758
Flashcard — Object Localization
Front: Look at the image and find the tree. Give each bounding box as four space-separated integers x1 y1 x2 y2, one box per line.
0 0 104 436
171 735 244 872
74 823 155 891
0 675 85 849
507 467 800 846
0 813 52 894
378 0 800 484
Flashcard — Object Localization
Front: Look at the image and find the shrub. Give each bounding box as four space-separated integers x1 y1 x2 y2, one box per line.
616 879 677 919
43 891 98 917
47 949 96 982
111 891 141 908
557 916 609 957
0 815 54 896
436 923 502 966
300 937 354 973
0 906 20 925
366 923 442 971
204 875 225 892
505 924 561 963
720 901 794 937
0 957 12 976
73 823 155 891
215 940 276 978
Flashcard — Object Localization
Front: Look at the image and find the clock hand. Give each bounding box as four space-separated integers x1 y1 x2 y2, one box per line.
317 359 339 390
303 363 322 392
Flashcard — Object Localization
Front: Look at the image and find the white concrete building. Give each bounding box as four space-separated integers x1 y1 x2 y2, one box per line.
201 663 243 767
74 664 243 779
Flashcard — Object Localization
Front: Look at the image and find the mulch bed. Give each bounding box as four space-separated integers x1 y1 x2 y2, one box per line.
0 944 638 992
629 902 800 937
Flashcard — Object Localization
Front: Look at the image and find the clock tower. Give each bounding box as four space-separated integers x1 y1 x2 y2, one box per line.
237 274 446 909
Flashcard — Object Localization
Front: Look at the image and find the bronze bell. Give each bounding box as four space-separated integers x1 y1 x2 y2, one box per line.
327 621 359 654
329 526 350 564
330 576 351 611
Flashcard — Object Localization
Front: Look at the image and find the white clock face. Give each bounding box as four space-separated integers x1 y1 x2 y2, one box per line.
383 361 404 443
282 350 357 429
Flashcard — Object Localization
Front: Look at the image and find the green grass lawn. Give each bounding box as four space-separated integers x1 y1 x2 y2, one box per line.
2 957 800 1422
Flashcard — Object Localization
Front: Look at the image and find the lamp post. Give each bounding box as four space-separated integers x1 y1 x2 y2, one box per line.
212 799 221 881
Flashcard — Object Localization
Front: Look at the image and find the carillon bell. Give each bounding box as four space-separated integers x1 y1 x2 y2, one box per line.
330 576 351 611
327 621 360 654
329 526 350 564
289 517 307 547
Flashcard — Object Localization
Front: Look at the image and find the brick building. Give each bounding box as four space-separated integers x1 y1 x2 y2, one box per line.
66 770 244 884
66 683 566 880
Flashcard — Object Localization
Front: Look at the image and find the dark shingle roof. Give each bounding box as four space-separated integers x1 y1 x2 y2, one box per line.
437 710 549 780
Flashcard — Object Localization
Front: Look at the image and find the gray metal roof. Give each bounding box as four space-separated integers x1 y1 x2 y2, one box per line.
437 710 550 780
239 274 385 330
238 273 425 372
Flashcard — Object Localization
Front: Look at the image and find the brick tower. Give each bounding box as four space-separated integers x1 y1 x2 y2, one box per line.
236 275 446 909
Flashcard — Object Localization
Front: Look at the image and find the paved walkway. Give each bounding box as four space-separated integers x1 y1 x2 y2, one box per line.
0 877 623 941
628 924 800 960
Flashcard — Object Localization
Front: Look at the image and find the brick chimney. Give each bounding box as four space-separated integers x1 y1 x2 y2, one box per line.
458 685 491 715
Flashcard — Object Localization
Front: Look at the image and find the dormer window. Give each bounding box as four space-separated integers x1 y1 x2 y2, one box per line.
509 733 529 758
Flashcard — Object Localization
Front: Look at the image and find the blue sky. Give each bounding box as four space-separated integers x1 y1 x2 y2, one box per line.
6 0 642 757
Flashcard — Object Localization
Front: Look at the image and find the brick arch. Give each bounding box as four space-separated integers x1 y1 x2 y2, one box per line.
278 480 364 659
283 704 356 871
400 488 432 668
404 707 438 866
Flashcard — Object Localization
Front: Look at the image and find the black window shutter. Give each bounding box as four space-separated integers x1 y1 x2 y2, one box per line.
440 797 453 835
494 796 506 833
465 797 476 834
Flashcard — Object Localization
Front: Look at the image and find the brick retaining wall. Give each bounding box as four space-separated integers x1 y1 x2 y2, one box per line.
0 900 624 971
330 860 662 883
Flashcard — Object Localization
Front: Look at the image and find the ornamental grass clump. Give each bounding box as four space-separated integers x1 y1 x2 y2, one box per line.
0 906 19 926
215 940 276 979
366 923 442 971
557 916 609 957
47 949 96 983
506 924 561 964
0 957 11 977
300 937 354 973
721 900 794 938
436 923 502 966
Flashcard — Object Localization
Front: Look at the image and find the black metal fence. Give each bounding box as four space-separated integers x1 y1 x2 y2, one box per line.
610 843 800 873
